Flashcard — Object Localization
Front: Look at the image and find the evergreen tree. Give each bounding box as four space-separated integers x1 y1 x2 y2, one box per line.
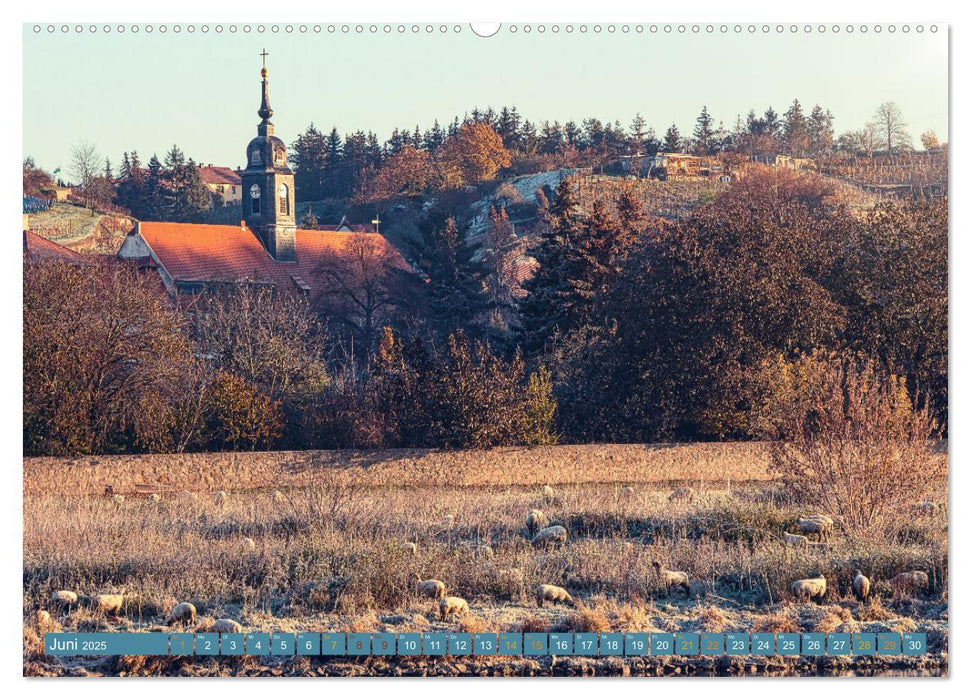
783 99 809 155
410 210 492 339
291 123 328 201
693 106 716 155
807 105 835 157
663 123 682 152
629 113 648 154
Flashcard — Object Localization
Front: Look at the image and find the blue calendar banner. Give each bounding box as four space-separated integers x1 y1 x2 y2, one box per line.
574 633 599 656
448 633 472 656
320 633 345 656
827 633 851 656
524 633 549 656
675 633 699 656
600 633 624 656
878 633 901 655
625 633 649 656
297 633 320 656
45 633 170 656
271 633 295 655
903 633 927 656
751 633 774 656
372 633 396 656
651 632 674 656
398 633 422 655
423 632 447 656
347 633 371 656
725 633 749 656
221 633 244 656
549 632 573 655
169 633 194 656
801 633 825 656
498 633 522 656
853 633 876 656
473 633 497 655
245 632 270 656
776 633 800 656
700 633 723 656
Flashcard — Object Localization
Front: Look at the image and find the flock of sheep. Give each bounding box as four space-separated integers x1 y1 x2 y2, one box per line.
38 484 934 635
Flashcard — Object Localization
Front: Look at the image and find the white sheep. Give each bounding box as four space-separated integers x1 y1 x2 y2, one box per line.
668 487 695 505
783 532 810 548
525 509 548 535
214 491 229 506
442 514 456 530
415 574 447 599
891 570 929 597
168 602 197 626
652 561 691 597
273 490 286 503
148 493 161 504
530 525 568 549
542 485 556 503
36 609 54 629
398 541 418 556
112 494 125 507
535 584 574 608
241 537 257 553
790 574 827 603
51 590 79 610
796 514 833 541
852 570 871 601
92 593 125 616
621 486 635 497
439 596 469 621
211 618 243 634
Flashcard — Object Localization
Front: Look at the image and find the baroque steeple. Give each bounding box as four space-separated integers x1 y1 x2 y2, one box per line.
241 50 296 262
257 49 273 134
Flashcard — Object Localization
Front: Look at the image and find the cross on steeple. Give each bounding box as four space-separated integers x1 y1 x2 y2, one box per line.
260 49 269 68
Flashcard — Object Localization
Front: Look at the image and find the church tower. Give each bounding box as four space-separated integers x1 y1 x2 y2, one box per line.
242 51 296 262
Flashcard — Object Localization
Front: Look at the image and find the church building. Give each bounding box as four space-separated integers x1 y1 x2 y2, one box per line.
119 57 402 296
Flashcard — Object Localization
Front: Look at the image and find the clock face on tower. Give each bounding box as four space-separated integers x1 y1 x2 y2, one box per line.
250 184 261 199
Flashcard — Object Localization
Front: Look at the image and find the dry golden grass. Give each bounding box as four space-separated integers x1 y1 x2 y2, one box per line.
23 446 948 676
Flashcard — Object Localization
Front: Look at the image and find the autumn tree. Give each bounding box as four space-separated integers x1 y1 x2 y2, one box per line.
439 122 511 185
24 260 192 455
362 145 434 200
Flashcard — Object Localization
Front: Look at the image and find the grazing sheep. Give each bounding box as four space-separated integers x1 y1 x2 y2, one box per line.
668 487 695 505
92 593 125 616
542 485 555 503
214 491 229 506
621 486 635 497
148 493 161 504
535 584 574 608
790 575 827 603
273 490 286 503
525 509 548 535
783 532 810 548
398 541 418 556
852 570 871 601
442 514 455 529
439 596 469 622
891 571 929 597
211 618 243 634
530 525 568 549
796 515 833 542
415 574 447 599
112 494 125 507
652 561 691 597
168 602 197 626
51 590 79 611
241 537 257 553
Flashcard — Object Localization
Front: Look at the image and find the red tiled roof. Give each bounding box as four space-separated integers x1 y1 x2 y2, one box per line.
198 166 242 186
134 221 407 293
23 231 88 263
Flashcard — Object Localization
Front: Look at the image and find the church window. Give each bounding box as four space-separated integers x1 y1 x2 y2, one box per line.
279 183 289 215
250 147 263 165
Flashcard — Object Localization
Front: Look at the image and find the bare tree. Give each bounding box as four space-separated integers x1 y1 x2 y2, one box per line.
871 101 911 155
70 141 101 206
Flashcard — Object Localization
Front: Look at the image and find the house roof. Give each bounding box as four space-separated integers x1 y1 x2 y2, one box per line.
198 166 243 186
132 221 407 294
23 230 88 263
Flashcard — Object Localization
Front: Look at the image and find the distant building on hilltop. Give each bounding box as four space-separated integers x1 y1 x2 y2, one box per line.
119 55 404 297
198 165 243 205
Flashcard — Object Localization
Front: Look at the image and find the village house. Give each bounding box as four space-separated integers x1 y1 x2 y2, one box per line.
118 57 404 297
198 165 243 205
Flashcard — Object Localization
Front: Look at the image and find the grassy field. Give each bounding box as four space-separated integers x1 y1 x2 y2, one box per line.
23 445 948 677
25 203 132 255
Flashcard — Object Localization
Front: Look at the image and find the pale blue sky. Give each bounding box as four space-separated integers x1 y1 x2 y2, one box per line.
23 25 948 176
